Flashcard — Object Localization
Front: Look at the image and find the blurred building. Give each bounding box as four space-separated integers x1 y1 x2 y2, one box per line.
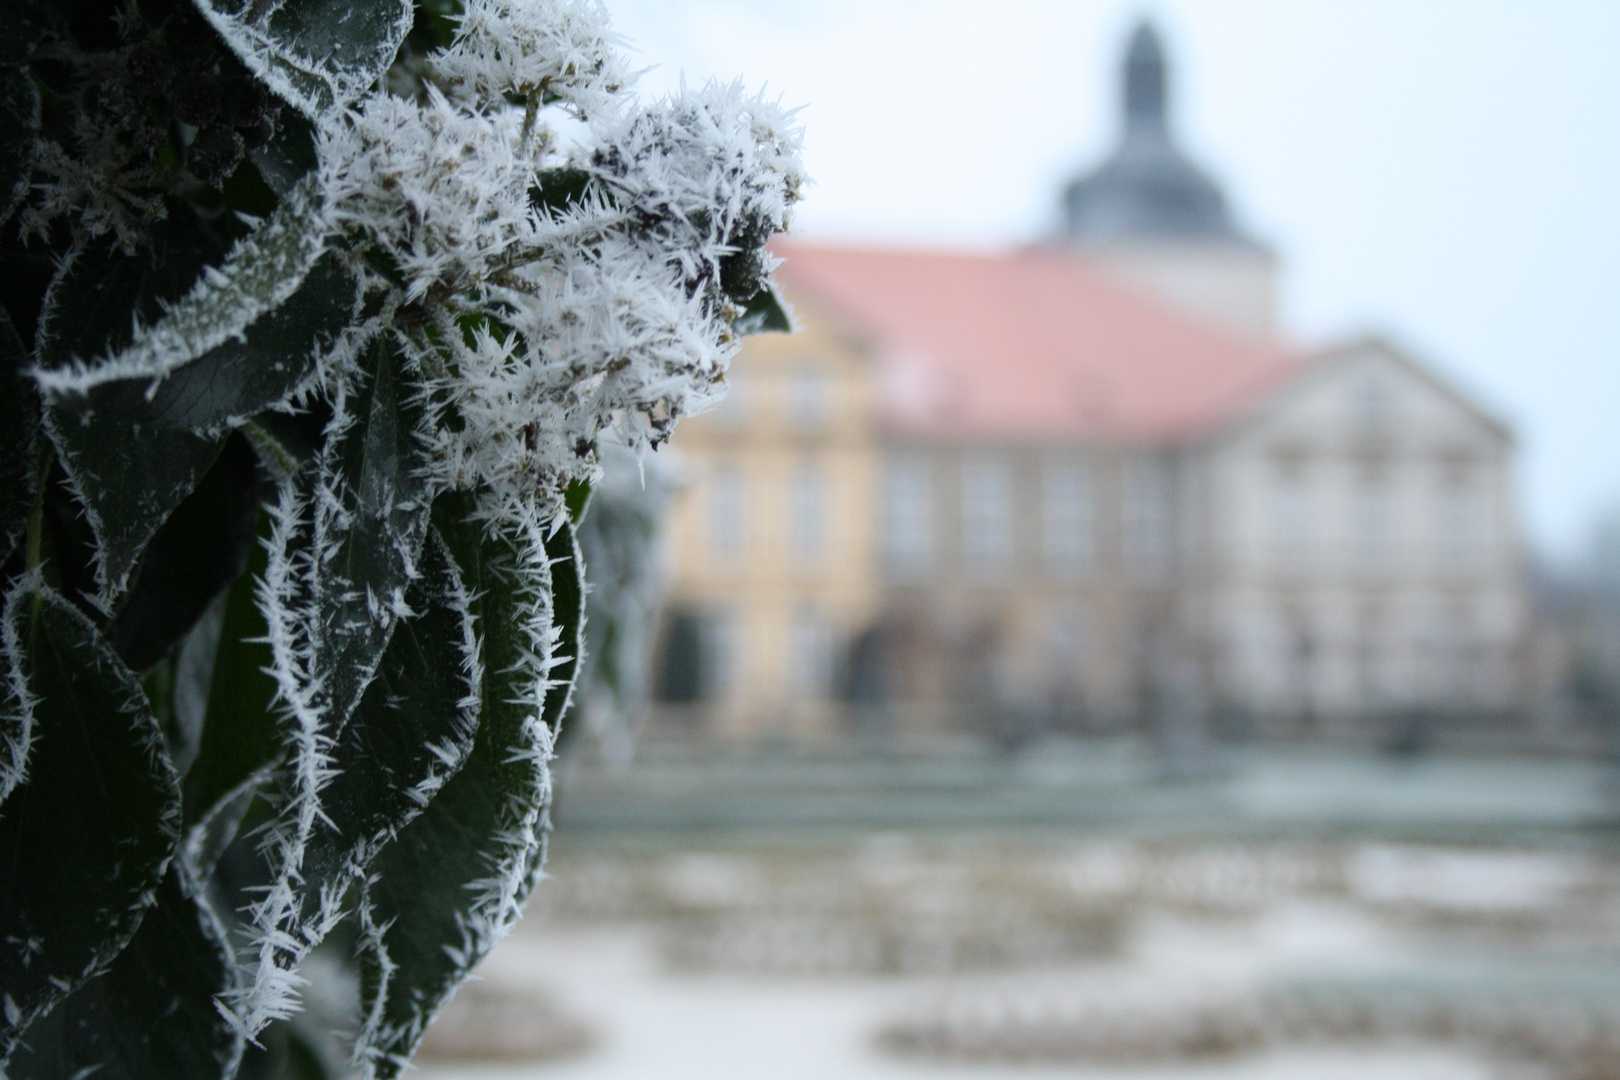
651 23 1527 744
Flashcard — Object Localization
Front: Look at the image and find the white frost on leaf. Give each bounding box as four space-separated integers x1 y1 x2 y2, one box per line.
433 0 630 118
222 0 802 1041
350 508 559 1078
190 0 416 121
32 174 330 401
0 576 43 807
319 90 554 304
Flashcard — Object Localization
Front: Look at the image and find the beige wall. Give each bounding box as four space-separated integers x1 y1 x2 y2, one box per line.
659 298 880 736
657 302 1527 745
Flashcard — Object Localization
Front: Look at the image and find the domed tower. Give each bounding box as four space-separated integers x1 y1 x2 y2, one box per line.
1060 23 1276 337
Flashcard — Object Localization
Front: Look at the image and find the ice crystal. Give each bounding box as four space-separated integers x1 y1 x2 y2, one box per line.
432 0 629 117
193 0 801 1035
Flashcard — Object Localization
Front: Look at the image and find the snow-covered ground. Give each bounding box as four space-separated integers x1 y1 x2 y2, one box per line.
414 831 1620 1080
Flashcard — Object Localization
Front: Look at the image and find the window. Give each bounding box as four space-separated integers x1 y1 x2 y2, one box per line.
961 455 1013 570
881 455 932 571
1355 373 1394 428
705 606 741 701
1042 459 1094 571
1352 458 1391 569
1270 456 1308 568
787 364 830 430
1123 456 1172 571
710 463 745 559
790 606 833 700
789 461 825 563
1434 458 1479 568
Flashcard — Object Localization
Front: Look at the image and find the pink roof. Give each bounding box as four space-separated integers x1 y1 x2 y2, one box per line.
772 240 1298 443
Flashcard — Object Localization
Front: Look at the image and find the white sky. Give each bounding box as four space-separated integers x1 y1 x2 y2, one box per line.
601 0 1620 562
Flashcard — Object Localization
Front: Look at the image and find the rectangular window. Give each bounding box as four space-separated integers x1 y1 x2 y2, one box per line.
705 606 741 701
1353 460 1390 569
790 606 833 700
1270 459 1308 568
1123 456 1172 572
789 461 825 564
1434 460 1478 569
1042 459 1094 571
961 455 1013 570
881 455 932 572
710 463 745 559
787 365 830 430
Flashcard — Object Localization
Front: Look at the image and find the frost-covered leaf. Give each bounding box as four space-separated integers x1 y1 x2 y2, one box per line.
0 307 36 567
732 284 794 335
43 410 225 600
4 864 242 1080
0 599 27 810
34 174 337 415
180 513 280 836
265 339 433 742
86 256 367 437
34 205 235 375
250 111 319 200
105 433 263 673
432 0 628 116
237 528 479 1033
0 62 39 229
0 582 180 1062
351 496 557 1079
541 513 584 736
34 213 238 596
191 0 414 120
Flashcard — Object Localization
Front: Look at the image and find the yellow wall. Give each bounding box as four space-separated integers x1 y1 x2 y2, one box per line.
660 298 879 736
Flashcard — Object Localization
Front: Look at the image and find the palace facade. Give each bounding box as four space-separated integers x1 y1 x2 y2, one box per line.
649 25 1527 743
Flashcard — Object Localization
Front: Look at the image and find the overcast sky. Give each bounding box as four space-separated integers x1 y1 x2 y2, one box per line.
601 0 1620 562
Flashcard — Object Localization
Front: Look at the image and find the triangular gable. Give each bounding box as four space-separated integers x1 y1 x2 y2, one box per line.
1213 334 1512 447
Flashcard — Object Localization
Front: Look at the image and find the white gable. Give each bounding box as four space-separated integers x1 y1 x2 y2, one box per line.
1224 337 1509 457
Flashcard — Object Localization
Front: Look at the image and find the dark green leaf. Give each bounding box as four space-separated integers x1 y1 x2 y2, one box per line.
0 63 39 229
249 111 318 199
35 217 238 595
80 255 361 436
279 339 434 736
247 528 479 1019
37 176 347 437
298 527 478 895
353 497 557 1078
0 584 180 1061
530 167 592 215
181 512 280 834
4 864 242 1080
542 515 584 738
34 207 236 374
195 0 414 119
0 307 36 566
240 403 334 483
106 432 263 672
563 476 592 526
732 284 794 335
43 411 225 598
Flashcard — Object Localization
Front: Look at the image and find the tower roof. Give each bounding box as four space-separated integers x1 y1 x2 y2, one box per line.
1061 22 1242 244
